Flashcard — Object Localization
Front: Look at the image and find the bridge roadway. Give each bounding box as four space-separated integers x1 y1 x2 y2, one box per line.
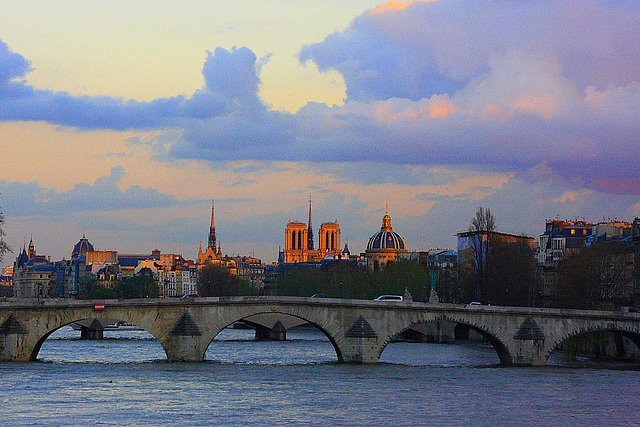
1 296 640 366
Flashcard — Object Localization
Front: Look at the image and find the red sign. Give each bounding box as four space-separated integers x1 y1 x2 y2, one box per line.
94 304 105 311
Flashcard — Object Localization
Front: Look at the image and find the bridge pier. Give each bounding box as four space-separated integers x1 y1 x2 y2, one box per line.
254 321 287 341
340 337 382 363
80 319 104 340
163 336 208 362
340 316 384 363
509 340 549 366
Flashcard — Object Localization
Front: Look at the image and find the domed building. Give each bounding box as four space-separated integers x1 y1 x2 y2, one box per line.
72 235 94 259
365 208 408 271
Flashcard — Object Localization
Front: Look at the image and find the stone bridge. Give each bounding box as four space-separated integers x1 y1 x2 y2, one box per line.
1 297 639 366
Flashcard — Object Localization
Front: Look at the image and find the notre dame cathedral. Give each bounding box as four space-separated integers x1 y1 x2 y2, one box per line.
282 197 342 263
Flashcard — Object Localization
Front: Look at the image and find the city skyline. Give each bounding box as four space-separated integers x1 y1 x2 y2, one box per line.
1 0 640 267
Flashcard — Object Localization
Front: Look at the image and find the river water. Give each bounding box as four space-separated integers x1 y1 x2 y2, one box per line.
1 326 639 426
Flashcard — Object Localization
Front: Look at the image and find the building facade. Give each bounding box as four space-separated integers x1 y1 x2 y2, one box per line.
282 199 342 263
536 219 635 307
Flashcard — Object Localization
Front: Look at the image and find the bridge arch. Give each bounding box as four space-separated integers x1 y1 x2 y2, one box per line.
27 312 170 362
379 314 513 365
201 307 346 362
543 322 640 365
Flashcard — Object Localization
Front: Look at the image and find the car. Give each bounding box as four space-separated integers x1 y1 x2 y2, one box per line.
182 293 200 298
467 301 482 307
374 295 404 302
311 294 329 298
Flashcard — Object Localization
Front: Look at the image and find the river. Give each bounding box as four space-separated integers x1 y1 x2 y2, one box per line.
1 326 639 426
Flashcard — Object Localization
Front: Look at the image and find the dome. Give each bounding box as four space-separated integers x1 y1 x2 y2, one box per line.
367 230 406 250
366 212 406 251
72 235 94 259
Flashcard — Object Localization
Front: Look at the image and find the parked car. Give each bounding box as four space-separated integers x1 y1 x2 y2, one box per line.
374 295 404 302
182 293 200 298
311 294 329 298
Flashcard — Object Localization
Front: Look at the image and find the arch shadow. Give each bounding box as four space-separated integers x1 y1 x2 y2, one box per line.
30 317 167 362
379 318 513 366
545 327 640 365
205 310 344 363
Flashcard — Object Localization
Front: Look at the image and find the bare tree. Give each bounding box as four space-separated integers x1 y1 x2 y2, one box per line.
468 207 495 301
470 207 495 234
0 201 10 263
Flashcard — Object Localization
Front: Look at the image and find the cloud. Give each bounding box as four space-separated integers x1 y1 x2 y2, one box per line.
1 1 640 196
300 0 640 102
0 167 181 217
0 42 253 129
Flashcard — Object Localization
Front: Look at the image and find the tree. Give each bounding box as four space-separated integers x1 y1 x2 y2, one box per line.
198 263 243 297
459 207 535 306
0 201 11 263
468 207 495 302
116 275 159 299
557 241 634 309
486 238 535 306
78 276 99 299
273 259 429 300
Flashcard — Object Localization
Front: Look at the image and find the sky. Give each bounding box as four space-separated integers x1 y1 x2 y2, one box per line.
1 0 639 267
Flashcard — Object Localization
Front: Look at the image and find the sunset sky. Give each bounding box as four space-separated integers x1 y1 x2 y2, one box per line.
1 0 639 267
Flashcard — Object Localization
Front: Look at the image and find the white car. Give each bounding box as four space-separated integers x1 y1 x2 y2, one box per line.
374 295 404 301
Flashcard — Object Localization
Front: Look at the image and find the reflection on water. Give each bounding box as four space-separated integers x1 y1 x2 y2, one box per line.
5 326 639 426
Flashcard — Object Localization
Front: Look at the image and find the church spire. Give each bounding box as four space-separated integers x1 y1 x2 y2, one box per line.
28 235 35 259
307 194 314 250
208 201 217 251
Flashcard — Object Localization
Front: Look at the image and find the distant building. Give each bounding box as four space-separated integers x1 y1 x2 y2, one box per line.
282 198 342 263
364 207 408 271
72 235 94 259
193 203 266 294
157 256 198 297
12 238 55 298
197 202 222 265
536 219 635 307
0 265 13 297
457 229 535 304
426 249 458 303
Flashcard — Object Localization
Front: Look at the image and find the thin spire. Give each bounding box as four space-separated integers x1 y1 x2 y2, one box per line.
210 201 215 228
307 194 314 250
208 201 217 251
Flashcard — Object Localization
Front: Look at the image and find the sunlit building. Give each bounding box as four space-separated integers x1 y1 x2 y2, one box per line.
364 207 408 271
12 238 55 298
197 202 222 265
282 198 342 263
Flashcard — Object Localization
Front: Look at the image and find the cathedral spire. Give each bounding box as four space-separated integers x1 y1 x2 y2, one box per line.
208 201 217 251
307 194 314 250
